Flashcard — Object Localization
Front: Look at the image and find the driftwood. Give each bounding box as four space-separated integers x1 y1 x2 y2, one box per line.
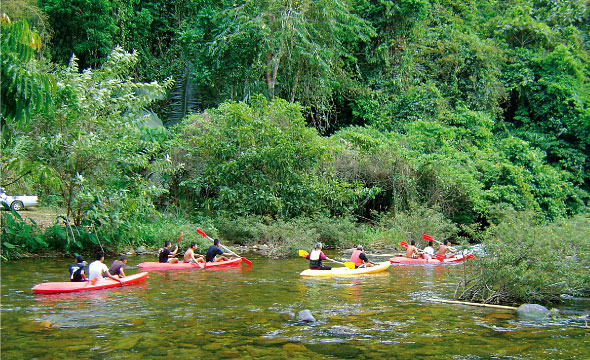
427 298 518 311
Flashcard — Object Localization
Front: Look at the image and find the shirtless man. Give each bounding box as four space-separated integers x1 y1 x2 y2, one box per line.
436 240 455 258
184 242 205 264
406 240 421 258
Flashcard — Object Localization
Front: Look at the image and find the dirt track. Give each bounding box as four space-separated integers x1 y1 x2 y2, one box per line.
13 207 65 229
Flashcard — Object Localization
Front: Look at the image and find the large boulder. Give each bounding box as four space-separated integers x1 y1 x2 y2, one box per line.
516 304 555 319
297 310 316 322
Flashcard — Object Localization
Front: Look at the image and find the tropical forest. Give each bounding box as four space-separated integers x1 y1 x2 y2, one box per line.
2 0 590 308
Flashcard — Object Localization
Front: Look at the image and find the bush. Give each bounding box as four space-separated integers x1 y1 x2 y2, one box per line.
457 212 590 305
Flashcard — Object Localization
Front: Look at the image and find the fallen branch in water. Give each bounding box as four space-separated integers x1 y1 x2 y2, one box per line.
427 298 518 311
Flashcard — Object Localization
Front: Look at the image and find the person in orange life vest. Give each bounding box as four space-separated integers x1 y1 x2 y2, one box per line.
305 242 334 270
350 245 376 268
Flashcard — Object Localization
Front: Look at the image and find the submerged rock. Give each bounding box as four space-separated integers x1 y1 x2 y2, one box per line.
517 304 558 319
297 310 316 322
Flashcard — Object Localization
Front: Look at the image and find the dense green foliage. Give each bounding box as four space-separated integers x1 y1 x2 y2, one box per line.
457 212 590 305
1 0 589 303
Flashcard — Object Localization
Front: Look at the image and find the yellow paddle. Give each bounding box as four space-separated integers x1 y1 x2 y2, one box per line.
298 250 356 269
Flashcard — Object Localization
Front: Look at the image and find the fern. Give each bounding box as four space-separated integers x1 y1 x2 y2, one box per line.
167 61 199 125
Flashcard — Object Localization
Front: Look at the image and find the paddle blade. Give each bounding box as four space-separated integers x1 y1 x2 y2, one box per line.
178 232 184 243
298 249 309 257
467 254 475 259
400 241 408 248
344 262 356 269
241 257 253 266
196 228 208 238
435 254 445 262
423 234 433 241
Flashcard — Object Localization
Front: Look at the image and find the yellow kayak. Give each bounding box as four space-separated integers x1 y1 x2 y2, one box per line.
300 261 391 277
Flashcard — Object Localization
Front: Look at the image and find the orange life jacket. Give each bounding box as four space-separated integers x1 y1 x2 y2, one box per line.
350 249 363 267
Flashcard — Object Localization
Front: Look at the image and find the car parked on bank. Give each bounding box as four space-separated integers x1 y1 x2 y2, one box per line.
0 187 38 211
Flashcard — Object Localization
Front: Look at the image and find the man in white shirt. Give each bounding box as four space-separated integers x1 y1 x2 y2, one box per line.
88 252 123 284
422 241 435 260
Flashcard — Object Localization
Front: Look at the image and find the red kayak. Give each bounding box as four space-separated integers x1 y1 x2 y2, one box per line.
32 272 149 294
137 257 243 271
389 254 469 264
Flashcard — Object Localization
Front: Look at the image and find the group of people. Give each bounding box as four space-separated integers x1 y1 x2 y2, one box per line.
68 253 127 283
305 242 377 270
406 239 455 260
158 238 233 264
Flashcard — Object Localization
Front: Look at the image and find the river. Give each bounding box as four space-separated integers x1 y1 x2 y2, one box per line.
1 254 588 359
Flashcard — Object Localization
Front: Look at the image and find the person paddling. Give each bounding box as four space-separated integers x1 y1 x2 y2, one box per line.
108 255 127 278
436 240 456 258
184 242 206 264
205 238 233 263
422 241 435 260
88 252 123 284
406 240 421 259
159 241 179 263
350 245 376 268
305 242 333 270
69 255 87 282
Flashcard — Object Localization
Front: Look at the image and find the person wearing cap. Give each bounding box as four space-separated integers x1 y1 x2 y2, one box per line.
349 245 377 268
108 255 127 278
305 242 333 270
69 255 87 282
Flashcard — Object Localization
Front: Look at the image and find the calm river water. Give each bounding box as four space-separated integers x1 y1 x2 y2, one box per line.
1 254 588 359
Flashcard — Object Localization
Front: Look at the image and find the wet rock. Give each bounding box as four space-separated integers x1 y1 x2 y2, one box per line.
342 248 355 254
516 304 555 319
297 309 316 322
135 246 147 254
126 248 136 255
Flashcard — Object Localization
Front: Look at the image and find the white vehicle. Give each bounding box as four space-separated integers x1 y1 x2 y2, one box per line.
0 187 38 211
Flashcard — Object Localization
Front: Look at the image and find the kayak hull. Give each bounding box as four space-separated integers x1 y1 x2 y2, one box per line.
32 272 149 294
300 261 391 277
137 257 243 271
389 255 466 264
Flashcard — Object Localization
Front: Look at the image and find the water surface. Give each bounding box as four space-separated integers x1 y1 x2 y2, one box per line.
1 254 588 359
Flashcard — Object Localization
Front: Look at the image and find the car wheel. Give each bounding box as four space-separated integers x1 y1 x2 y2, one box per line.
10 201 24 211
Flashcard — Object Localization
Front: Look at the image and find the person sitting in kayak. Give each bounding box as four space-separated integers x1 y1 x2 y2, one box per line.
159 241 179 263
88 252 123 284
205 238 233 262
422 241 435 260
406 240 422 258
69 255 87 282
436 240 455 258
306 242 333 270
350 245 376 268
184 242 206 264
108 255 127 277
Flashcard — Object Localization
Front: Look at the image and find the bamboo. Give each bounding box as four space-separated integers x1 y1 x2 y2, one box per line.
427 298 518 311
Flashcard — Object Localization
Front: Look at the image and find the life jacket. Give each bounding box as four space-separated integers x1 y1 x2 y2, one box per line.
309 250 323 268
350 249 363 267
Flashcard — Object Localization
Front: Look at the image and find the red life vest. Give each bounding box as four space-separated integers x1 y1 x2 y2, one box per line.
350 249 363 267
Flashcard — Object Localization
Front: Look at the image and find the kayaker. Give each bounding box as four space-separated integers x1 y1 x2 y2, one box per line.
108 255 127 277
88 251 123 284
423 241 435 260
205 238 233 262
436 240 455 258
184 242 206 264
159 241 179 263
305 242 333 270
68 255 87 282
350 245 376 268
406 240 421 258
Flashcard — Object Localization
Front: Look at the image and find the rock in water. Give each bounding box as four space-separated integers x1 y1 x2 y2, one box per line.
517 304 551 319
297 310 316 322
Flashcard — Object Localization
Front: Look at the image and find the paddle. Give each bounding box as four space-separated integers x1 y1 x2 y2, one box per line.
298 250 356 269
196 228 253 266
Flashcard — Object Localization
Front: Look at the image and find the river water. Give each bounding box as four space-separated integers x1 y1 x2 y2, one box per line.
1 254 588 359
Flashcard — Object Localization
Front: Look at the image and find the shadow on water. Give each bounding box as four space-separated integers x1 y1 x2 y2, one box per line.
1 255 588 359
